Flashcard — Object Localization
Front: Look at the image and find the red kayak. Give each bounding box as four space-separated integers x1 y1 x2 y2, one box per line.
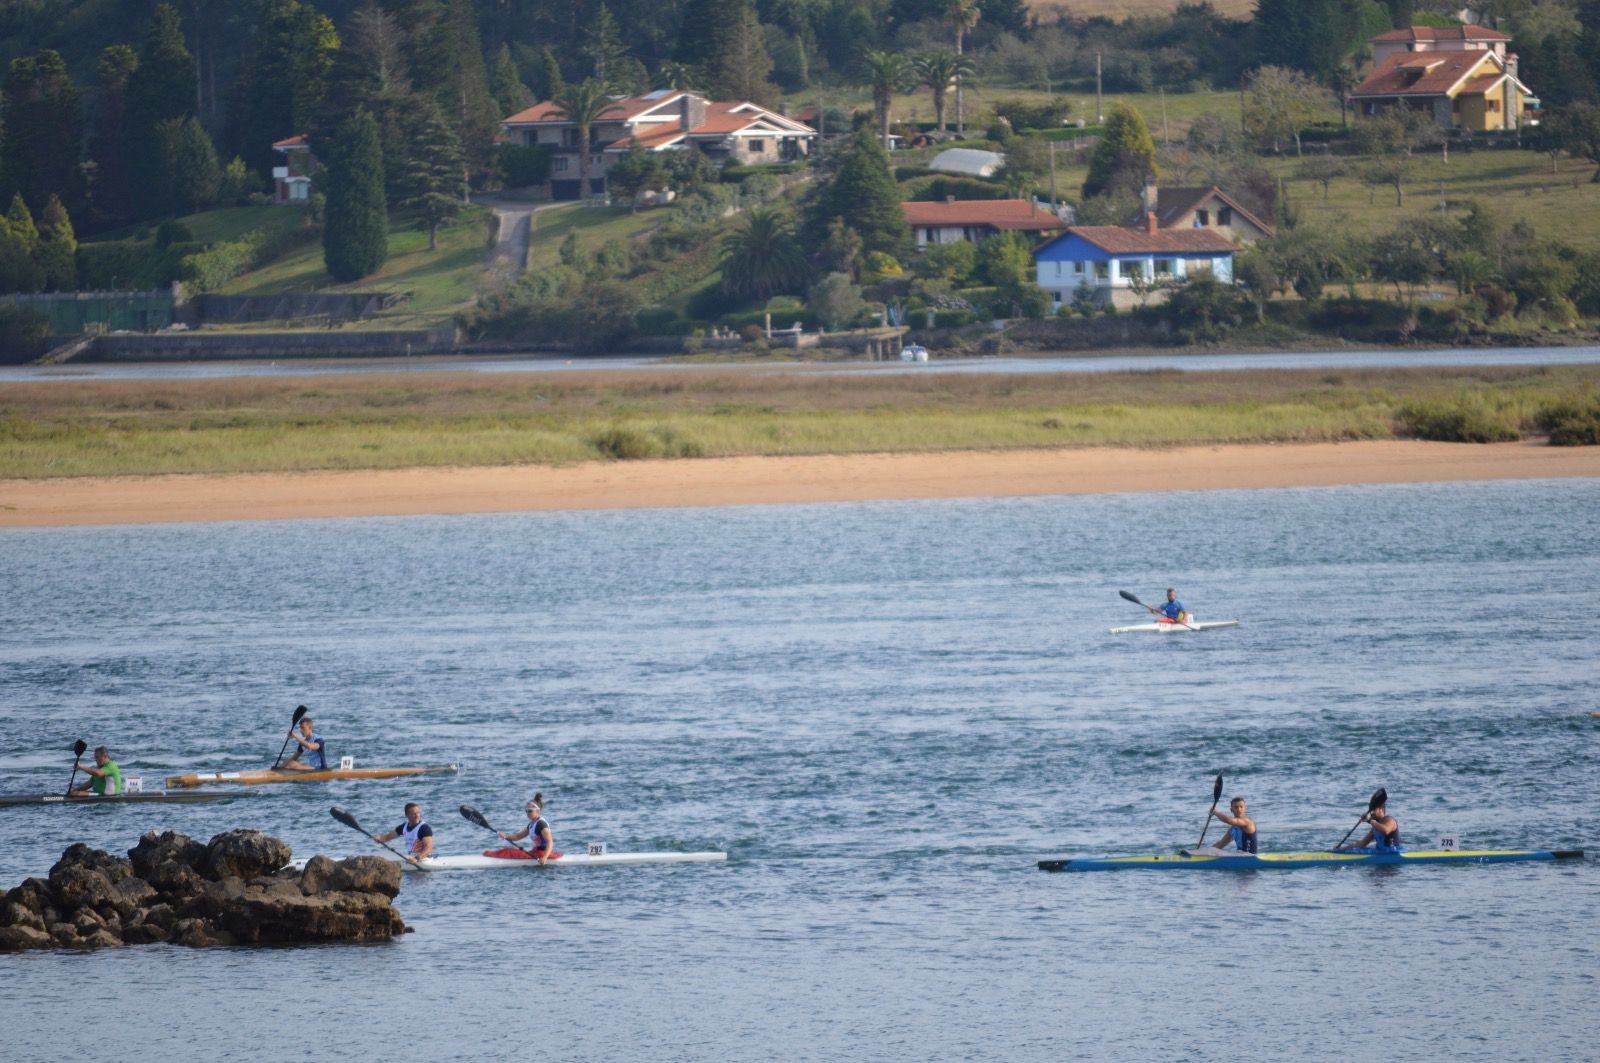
482 846 564 860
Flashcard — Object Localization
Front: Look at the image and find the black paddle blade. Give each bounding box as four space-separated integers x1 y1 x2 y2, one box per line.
460 804 492 830
330 806 365 834
1119 590 1145 606
1212 774 1224 802
1369 788 1387 811
71 738 87 756
291 704 308 725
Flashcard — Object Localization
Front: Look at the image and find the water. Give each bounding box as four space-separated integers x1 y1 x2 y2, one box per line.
3 344 1600 382
1 480 1596 1062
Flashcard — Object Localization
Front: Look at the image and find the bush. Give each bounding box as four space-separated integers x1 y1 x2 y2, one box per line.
719 161 805 184
992 98 1072 132
1535 395 1600 446
901 176 1010 202
985 122 1013 143
156 221 194 249
1163 275 1249 343
1396 396 1520 443
499 144 552 188
590 426 665 460
0 305 52 362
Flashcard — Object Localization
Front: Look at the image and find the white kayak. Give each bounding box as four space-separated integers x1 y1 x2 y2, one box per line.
300 848 729 872
1109 619 1240 634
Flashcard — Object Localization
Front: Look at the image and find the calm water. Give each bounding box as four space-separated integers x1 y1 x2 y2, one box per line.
1 481 1596 1062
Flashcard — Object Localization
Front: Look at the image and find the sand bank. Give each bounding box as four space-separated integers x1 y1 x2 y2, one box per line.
2 441 1597 528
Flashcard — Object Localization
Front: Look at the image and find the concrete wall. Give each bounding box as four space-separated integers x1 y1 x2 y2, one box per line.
89 329 458 361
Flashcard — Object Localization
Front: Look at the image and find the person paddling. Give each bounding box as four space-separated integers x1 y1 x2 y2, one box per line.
69 746 124 797
1205 797 1258 853
1343 801 1402 852
499 793 554 866
277 717 326 772
1157 588 1188 625
374 802 434 865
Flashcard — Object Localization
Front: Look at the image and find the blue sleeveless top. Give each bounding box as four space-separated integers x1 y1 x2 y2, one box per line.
1229 824 1258 854
1371 824 1401 851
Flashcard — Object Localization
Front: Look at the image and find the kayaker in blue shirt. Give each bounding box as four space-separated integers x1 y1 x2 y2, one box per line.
1346 802 1402 852
1206 797 1258 853
279 717 326 772
375 802 435 865
498 792 555 866
1159 588 1188 624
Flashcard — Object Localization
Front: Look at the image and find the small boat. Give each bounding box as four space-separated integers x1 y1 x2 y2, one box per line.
165 763 460 788
1038 848 1584 872
315 847 730 872
899 343 930 362
0 789 250 808
1109 619 1239 634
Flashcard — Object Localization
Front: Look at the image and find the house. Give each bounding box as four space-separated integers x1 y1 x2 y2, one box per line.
500 90 816 200
1123 181 1274 244
1350 26 1534 132
272 135 315 205
902 198 1068 249
1032 214 1236 309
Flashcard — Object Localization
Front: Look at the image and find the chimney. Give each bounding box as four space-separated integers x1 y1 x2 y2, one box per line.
1142 176 1158 215
678 93 707 132
946 195 956 204
1145 211 1158 236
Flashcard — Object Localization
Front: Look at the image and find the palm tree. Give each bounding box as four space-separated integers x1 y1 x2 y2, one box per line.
719 208 810 301
657 61 699 91
912 51 974 133
553 79 613 198
860 50 913 151
944 0 980 134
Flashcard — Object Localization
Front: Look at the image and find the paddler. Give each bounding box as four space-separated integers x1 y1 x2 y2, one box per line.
1345 801 1402 852
278 717 326 772
1205 797 1258 853
498 793 554 866
1158 588 1188 625
374 802 434 865
69 746 124 797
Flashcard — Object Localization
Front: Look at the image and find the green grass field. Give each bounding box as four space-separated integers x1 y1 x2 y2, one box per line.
88 204 310 247
3 364 1595 479
524 203 665 273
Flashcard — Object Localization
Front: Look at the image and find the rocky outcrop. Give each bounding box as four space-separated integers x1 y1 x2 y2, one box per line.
0 830 408 951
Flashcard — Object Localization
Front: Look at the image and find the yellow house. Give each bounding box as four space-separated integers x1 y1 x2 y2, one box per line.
1351 27 1533 132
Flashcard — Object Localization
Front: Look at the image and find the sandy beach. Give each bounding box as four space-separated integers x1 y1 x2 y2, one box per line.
1 440 1597 527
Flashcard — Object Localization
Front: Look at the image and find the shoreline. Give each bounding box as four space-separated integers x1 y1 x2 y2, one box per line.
2 440 1598 528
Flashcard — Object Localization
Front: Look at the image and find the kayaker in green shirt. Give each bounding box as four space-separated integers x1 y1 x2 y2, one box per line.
70 746 124 796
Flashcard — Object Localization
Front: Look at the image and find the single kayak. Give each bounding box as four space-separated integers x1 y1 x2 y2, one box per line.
306 847 730 872
165 763 460 788
1109 619 1239 634
0 789 250 808
1038 848 1584 872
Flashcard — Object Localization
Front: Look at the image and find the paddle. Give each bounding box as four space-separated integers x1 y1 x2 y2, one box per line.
330 806 432 872
1333 788 1387 851
64 738 88 795
270 705 309 770
1119 589 1196 631
460 804 532 854
1194 774 1225 850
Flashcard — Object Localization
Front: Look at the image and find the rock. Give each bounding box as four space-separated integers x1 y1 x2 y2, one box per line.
246 876 304 904
51 867 117 912
297 855 340 896
1 900 45 931
81 928 123 949
5 877 53 915
334 856 402 899
73 909 106 935
0 925 52 951
112 877 156 911
48 923 79 947
235 889 405 945
173 918 221 948
141 903 177 931
49 843 132 885
145 860 204 898
205 830 292 881
185 876 246 920
121 923 171 945
129 831 206 880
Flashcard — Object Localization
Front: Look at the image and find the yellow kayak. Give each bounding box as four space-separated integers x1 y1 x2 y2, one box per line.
165 763 460 788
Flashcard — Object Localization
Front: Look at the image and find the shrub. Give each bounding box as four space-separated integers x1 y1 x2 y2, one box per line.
985 122 1013 143
991 98 1072 132
1535 395 1600 446
591 427 665 460
1164 275 1249 343
156 221 194 249
1396 396 1520 443
0 305 52 362
901 175 1010 202
499 144 552 188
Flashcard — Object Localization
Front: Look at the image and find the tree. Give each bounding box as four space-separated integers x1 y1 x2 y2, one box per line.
808 271 865 328
656 62 701 92
912 52 973 133
160 116 221 215
1356 107 1437 205
1330 63 1359 130
438 0 500 185
1254 0 1371 80
491 44 532 117
860 51 912 150
89 45 139 224
720 208 810 300
0 195 44 293
232 0 339 177
0 50 83 216
1552 103 1600 181
535 46 566 102
323 108 388 281
1082 103 1158 199
819 217 864 279
219 156 258 204
806 127 911 260
400 102 464 249
35 193 76 291
606 142 666 206
1296 154 1350 200
1245 66 1327 156
945 0 980 133
718 6 776 103
553 79 613 199
585 5 629 87
126 4 198 212
676 0 746 71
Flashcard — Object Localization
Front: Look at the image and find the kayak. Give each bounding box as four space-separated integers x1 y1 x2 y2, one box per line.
1109 619 1239 634
0 789 249 808
1038 848 1584 872
310 848 730 872
165 763 460 788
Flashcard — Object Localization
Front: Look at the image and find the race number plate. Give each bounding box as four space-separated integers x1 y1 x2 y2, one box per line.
587 842 608 856
1436 835 1459 851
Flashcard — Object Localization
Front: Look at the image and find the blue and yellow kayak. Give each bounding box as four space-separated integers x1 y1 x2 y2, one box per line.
1038 849 1584 872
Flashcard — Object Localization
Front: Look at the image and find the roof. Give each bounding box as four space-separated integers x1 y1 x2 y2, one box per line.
1038 226 1236 256
502 92 690 126
1371 25 1511 43
1120 186 1274 237
902 199 1067 230
272 134 309 149
1351 49 1502 99
503 94 814 148
928 148 1004 177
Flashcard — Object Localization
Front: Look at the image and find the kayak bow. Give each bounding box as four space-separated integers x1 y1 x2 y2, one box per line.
1109 620 1240 634
1038 849 1584 872
165 763 460 788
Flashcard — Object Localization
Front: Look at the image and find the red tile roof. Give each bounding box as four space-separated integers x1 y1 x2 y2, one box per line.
502 92 689 126
902 199 1067 230
1050 226 1236 255
1351 49 1500 98
1120 186 1274 238
1371 25 1511 43
272 134 309 148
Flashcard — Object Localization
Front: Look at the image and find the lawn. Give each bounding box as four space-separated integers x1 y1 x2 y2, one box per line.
88 204 309 246
523 203 667 273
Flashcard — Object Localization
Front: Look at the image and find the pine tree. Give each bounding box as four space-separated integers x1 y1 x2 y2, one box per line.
0 194 44 293
1082 102 1159 199
807 127 910 260
126 4 198 216
323 108 388 282
718 5 775 103
235 0 340 175
0 50 83 216
399 101 464 249
161 116 221 215
438 0 499 183
35 193 77 291
490 43 532 117
89 45 139 225
586 5 629 87
535 46 565 102
676 0 745 70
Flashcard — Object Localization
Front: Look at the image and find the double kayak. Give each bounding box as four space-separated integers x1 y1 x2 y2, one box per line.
1039 848 1584 872
165 763 459 788
317 848 730 872
0 789 248 808
1109 619 1239 634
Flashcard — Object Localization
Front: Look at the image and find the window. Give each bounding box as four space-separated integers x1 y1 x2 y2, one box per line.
1218 207 1233 226
563 129 579 147
1052 290 1062 303
1188 257 1213 274
925 228 937 243
553 157 569 172
1054 262 1063 279
1488 99 1501 113
1072 261 1085 274
1195 209 1210 226
1094 261 1110 280
1153 258 1173 275
748 139 765 153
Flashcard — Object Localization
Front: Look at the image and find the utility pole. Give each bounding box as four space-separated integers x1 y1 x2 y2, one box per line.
1159 87 1169 146
1095 51 1103 124
1049 141 1058 210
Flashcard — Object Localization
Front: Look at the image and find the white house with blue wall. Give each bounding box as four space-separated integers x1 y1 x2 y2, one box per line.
1032 216 1237 309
